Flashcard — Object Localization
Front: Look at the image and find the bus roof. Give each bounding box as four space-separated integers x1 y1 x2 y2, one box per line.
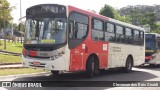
146 33 160 37
108 18 145 31
68 5 145 32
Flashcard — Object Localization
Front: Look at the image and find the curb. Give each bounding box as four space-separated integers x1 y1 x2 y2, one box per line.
0 72 49 79
0 67 25 69
0 50 21 54
0 63 22 65
0 50 22 56
0 64 23 69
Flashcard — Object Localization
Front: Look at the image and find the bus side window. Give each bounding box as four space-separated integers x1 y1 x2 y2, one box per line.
157 37 160 49
105 22 115 42
158 42 160 49
134 30 140 45
92 19 104 41
69 12 89 40
131 29 135 44
125 28 132 44
69 21 74 39
75 22 88 39
115 25 124 43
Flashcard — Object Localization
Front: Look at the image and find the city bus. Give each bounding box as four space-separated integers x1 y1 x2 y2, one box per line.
22 4 145 77
145 33 160 65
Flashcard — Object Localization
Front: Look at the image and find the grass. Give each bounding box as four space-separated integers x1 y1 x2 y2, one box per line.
0 68 48 76
0 40 23 53
0 54 21 64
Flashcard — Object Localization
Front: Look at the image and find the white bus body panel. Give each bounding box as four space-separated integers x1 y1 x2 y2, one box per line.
107 43 145 68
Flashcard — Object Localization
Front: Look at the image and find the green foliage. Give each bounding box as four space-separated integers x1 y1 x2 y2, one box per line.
150 30 160 34
11 22 25 34
0 0 13 29
119 15 132 23
0 40 22 53
119 5 159 30
150 23 160 34
99 4 160 31
0 54 21 64
99 4 131 23
19 22 25 33
12 23 19 31
99 4 117 18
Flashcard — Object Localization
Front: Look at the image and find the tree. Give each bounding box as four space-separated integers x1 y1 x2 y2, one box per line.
0 0 13 28
99 4 131 23
19 22 25 33
19 22 25 43
150 22 160 34
12 23 18 31
99 4 120 19
0 0 14 49
120 15 131 23
119 5 159 30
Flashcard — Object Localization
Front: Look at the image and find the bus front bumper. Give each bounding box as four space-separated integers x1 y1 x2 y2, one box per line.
22 55 67 71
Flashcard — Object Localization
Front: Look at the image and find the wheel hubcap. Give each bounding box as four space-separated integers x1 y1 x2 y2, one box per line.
127 60 132 70
92 62 95 72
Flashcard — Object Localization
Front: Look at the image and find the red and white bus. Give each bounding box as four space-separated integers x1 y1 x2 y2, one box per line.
145 33 160 65
22 4 145 77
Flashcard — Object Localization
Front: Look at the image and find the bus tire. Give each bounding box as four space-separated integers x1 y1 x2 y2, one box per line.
123 56 133 73
51 71 59 75
86 56 99 78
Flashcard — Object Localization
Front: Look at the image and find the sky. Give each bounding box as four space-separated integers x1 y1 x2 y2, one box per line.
7 0 160 23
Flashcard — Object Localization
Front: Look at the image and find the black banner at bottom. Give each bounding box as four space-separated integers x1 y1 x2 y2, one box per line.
0 81 160 87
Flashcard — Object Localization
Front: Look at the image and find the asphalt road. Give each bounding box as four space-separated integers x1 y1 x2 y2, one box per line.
0 65 160 90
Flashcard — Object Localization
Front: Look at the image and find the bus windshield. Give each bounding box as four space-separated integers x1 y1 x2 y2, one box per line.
145 39 156 50
24 18 66 44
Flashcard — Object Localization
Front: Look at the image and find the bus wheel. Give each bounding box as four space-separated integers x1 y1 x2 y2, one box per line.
86 56 99 78
51 71 59 75
123 57 133 73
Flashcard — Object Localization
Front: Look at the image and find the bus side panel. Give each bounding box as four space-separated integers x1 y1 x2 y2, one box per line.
69 41 109 71
87 41 108 69
69 47 85 71
108 43 145 68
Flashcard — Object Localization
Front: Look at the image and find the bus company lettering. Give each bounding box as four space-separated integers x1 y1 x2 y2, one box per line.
112 47 121 52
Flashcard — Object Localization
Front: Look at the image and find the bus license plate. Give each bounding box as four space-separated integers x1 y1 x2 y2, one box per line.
39 53 48 57
33 61 40 66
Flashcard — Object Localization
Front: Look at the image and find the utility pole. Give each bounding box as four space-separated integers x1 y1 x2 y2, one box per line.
20 0 23 44
0 4 2 46
3 10 6 49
